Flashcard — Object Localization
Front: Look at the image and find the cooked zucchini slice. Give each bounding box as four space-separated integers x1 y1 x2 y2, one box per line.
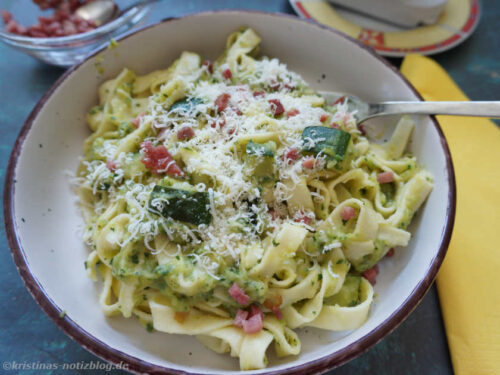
148 185 211 225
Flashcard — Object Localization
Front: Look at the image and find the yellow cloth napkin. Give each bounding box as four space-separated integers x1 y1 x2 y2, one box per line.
401 54 500 375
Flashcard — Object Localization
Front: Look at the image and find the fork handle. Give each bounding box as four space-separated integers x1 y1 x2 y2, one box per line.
371 101 500 118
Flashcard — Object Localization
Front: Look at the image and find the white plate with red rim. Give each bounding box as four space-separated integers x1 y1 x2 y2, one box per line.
289 0 480 57
4 10 455 375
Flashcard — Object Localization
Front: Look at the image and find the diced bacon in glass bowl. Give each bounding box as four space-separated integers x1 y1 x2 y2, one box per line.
1 1 97 38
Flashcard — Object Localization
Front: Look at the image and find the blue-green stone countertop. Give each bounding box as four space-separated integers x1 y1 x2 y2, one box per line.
0 1 498 374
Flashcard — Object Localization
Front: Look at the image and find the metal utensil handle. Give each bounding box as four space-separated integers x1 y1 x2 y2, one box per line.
373 101 500 118
122 0 160 14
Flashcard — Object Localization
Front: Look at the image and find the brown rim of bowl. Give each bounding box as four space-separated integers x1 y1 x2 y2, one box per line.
3 10 456 375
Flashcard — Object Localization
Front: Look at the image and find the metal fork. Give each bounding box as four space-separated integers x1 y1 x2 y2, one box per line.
319 91 500 124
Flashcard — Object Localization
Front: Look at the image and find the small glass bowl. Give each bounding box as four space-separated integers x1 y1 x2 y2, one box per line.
0 2 151 67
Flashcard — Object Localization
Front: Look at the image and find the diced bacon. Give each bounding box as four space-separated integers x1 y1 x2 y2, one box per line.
46 21 61 34
377 171 395 184
1 10 13 24
55 9 71 20
131 112 145 128
282 148 300 164
38 15 53 25
287 109 300 118
210 118 226 129
342 113 352 124
269 80 281 91
253 91 265 97
106 160 119 172
268 99 285 117
215 93 231 113
268 209 281 220
76 24 90 33
202 59 213 74
249 305 265 320
386 248 395 257
52 8 67 19
272 308 283 320
222 68 232 79
140 141 184 177
53 28 66 36
265 295 283 308
341 206 357 221
174 311 189 324
302 157 316 169
242 312 263 334
294 211 312 225
2 2 97 37
230 106 243 116
177 126 195 141
70 14 82 24
17 25 28 35
362 265 379 286
6 20 20 33
320 114 330 122
269 80 293 91
29 24 44 32
228 282 250 306
233 309 249 328
358 124 367 136
331 122 341 129
333 96 346 105
62 19 77 35
264 296 284 320
29 29 48 38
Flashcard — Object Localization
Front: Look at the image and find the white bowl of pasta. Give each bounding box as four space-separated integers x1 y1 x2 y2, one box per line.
4 10 455 375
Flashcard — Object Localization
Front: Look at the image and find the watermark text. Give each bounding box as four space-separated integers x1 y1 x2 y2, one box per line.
3 360 129 372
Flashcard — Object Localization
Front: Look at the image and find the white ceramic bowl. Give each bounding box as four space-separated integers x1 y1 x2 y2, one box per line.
4 11 455 375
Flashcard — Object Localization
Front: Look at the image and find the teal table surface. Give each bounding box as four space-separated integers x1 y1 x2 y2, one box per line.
0 1 498 374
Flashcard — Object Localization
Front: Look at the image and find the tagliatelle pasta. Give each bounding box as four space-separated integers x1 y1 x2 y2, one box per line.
74 28 433 370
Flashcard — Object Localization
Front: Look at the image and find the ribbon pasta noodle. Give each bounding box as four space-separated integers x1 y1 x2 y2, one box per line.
75 28 433 370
